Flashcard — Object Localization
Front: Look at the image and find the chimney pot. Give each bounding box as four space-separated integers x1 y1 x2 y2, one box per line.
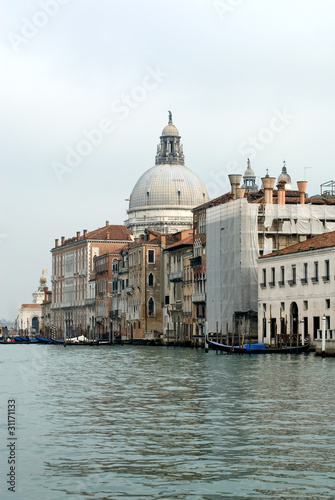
228 174 242 200
277 180 286 205
106 220 109 226
297 181 307 205
76 231 80 240
236 187 245 199
55 239 59 248
61 236 65 245
261 177 276 204
83 230 87 238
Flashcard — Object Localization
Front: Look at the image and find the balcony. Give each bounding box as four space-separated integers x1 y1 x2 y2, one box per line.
288 279 296 286
109 310 119 318
169 270 183 282
300 278 308 285
171 301 183 312
268 281 275 288
190 256 202 268
126 286 134 295
311 276 319 284
192 292 206 303
95 316 105 324
322 275 330 283
85 298 96 306
278 280 285 287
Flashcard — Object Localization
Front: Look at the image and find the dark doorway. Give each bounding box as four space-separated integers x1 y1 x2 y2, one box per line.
291 302 299 341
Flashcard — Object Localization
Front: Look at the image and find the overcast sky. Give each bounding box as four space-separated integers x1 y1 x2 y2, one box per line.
1 0 335 320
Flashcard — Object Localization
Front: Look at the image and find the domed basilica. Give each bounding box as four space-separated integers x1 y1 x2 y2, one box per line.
125 113 209 236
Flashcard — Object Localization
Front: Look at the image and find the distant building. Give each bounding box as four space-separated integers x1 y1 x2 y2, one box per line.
163 230 194 344
258 231 335 353
18 274 47 335
50 223 133 338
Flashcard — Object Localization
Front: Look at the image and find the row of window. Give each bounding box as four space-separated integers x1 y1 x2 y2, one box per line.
262 299 331 313
262 315 331 339
261 260 331 288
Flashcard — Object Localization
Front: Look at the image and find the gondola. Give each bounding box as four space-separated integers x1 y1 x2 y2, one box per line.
208 340 310 354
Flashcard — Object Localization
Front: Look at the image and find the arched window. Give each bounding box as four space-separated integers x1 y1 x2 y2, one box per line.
148 298 154 317
148 273 154 287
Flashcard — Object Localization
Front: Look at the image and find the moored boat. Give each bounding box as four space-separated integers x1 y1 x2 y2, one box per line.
208 340 310 354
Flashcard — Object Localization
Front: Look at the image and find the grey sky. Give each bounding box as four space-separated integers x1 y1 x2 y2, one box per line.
1 0 335 319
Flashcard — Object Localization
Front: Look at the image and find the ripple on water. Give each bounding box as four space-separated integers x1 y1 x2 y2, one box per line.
1 346 335 499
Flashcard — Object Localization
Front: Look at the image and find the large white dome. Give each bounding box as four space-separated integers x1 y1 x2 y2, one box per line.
125 114 209 236
129 163 208 210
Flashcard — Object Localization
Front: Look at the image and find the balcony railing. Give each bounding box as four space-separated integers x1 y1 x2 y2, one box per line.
288 279 296 286
192 292 206 303
169 271 183 281
311 276 319 283
85 298 96 306
278 280 285 287
171 301 183 311
322 275 330 282
300 278 308 284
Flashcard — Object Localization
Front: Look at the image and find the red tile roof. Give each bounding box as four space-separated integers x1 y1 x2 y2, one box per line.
20 304 42 309
261 231 335 259
86 225 132 241
165 235 194 251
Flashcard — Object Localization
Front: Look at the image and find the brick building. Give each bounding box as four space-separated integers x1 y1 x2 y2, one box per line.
50 222 133 338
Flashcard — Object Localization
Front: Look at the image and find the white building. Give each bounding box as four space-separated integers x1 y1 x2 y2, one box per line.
204 171 335 337
125 113 209 237
258 231 335 347
18 274 47 335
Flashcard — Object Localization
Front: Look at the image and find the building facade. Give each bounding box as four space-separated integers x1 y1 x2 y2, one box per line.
258 231 335 350
50 223 133 338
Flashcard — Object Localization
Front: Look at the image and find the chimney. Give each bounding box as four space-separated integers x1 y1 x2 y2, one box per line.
76 231 80 241
61 236 65 245
236 187 245 199
106 232 110 240
55 239 59 248
297 181 307 205
228 174 242 200
261 177 276 204
277 180 286 205
83 229 87 239
161 234 166 245
106 220 109 226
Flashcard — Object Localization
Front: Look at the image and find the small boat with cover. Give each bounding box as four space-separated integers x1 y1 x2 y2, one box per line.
208 340 310 354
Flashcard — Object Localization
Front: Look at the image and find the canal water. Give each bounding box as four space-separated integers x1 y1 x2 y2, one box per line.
1 345 335 499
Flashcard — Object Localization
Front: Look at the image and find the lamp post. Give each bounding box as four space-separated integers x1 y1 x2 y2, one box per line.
321 315 326 357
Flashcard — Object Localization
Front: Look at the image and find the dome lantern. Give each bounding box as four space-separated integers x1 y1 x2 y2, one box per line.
241 158 258 192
